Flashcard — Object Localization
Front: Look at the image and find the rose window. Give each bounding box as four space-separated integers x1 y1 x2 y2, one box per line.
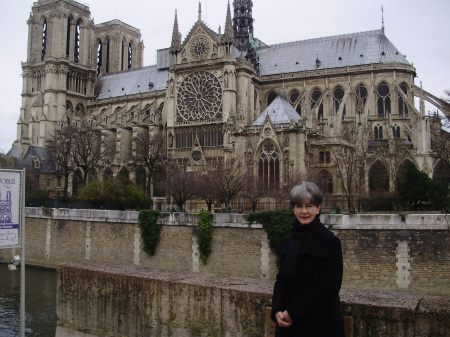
177 71 223 124
192 150 202 162
189 36 210 61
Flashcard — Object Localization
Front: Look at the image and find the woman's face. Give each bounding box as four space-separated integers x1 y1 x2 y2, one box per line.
293 200 321 225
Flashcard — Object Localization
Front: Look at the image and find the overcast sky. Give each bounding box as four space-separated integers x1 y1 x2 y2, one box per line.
1 0 449 151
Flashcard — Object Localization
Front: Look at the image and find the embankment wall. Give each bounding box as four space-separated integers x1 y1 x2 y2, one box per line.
55 262 449 337
1 208 448 295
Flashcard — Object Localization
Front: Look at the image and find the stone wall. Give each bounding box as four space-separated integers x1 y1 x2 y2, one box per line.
2 208 448 295
55 262 450 337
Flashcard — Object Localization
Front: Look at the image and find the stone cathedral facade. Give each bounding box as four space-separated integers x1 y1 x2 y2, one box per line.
11 0 449 207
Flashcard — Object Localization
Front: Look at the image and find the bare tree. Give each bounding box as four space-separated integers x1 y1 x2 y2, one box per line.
46 125 77 197
194 170 218 212
71 125 109 186
163 162 197 211
207 158 246 211
240 175 270 212
270 174 302 210
325 128 358 212
133 131 167 195
444 89 450 104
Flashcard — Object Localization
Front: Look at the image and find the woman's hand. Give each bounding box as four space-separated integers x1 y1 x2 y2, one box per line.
275 310 293 328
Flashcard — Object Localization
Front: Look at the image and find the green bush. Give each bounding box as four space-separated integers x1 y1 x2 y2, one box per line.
247 210 295 262
397 162 448 210
196 211 213 264
138 210 161 256
78 176 148 206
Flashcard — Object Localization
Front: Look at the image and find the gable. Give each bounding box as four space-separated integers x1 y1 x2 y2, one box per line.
180 23 220 63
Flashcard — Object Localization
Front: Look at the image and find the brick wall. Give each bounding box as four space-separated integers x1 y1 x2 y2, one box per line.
2 208 448 296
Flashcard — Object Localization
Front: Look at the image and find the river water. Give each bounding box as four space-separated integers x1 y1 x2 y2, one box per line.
0 262 57 336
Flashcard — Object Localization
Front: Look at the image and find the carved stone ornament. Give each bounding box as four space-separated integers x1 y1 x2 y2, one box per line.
176 71 223 124
189 36 210 61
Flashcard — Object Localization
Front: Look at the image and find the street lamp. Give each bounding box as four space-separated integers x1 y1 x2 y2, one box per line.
225 184 230 213
55 186 60 209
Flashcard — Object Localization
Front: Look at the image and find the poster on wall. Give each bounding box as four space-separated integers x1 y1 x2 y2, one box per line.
0 169 24 249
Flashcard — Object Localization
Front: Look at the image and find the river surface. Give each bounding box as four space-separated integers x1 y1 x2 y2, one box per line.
0 262 57 336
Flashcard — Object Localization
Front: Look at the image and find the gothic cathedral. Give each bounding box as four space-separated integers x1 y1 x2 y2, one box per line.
10 0 449 208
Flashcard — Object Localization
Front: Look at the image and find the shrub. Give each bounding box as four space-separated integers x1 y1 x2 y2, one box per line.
196 211 213 264
78 176 149 207
247 210 295 262
138 210 161 256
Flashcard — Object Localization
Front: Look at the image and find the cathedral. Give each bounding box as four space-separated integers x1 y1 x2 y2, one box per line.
10 0 449 209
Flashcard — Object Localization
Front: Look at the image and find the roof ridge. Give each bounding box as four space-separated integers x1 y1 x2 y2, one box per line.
261 29 383 50
100 65 159 77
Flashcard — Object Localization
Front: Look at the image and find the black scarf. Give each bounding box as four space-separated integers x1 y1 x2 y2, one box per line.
281 216 320 277
292 215 320 242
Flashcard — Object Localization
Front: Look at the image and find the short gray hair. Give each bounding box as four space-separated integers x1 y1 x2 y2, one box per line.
290 181 323 208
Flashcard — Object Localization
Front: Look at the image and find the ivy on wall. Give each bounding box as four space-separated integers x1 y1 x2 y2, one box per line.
196 210 213 264
138 210 161 256
247 210 295 261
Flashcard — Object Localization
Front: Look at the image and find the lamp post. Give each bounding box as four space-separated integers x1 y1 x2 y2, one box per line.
55 186 60 209
225 184 230 213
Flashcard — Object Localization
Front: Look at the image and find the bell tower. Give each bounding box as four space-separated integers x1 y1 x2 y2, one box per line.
17 0 96 148
233 0 254 51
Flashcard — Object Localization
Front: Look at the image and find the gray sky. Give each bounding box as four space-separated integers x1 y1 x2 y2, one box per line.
1 0 449 151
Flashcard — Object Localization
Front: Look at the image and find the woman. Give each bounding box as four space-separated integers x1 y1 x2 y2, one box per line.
271 181 345 337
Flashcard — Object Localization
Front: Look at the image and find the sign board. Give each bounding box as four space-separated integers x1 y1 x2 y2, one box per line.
0 169 25 249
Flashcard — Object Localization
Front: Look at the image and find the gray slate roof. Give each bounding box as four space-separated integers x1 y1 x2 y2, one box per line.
94 29 410 100
95 65 169 100
252 93 301 125
7 145 56 173
257 29 410 76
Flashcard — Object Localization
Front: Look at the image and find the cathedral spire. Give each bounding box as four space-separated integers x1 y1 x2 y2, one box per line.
170 10 181 54
198 1 202 22
222 1 234 44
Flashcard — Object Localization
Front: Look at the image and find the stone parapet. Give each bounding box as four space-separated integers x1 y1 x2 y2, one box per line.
25 208 449 229
55 262 449 337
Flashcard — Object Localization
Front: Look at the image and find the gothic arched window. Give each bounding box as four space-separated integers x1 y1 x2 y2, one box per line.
103 167 113 181
392 125 400 139
333 86 346 116
289 89 302 116
41 19 47 61
377 82 391 116
355 84 368 114
106 39 110 73
267 91 277 106
374 125 383 140
398 83 409 116
121 41 125 70
66 18 71 58
128 43 133 69
96 41 102 76
369 161 389 192
119 166 130 178
311 89 324 121
135 166 146 191
317 170 333 194
258 141 280 190
74 20 81 63
433 161 450 187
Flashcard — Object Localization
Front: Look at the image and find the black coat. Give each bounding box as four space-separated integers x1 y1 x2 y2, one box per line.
271 217 345 337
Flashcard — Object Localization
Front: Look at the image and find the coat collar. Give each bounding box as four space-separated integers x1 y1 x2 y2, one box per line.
293 217 334 258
